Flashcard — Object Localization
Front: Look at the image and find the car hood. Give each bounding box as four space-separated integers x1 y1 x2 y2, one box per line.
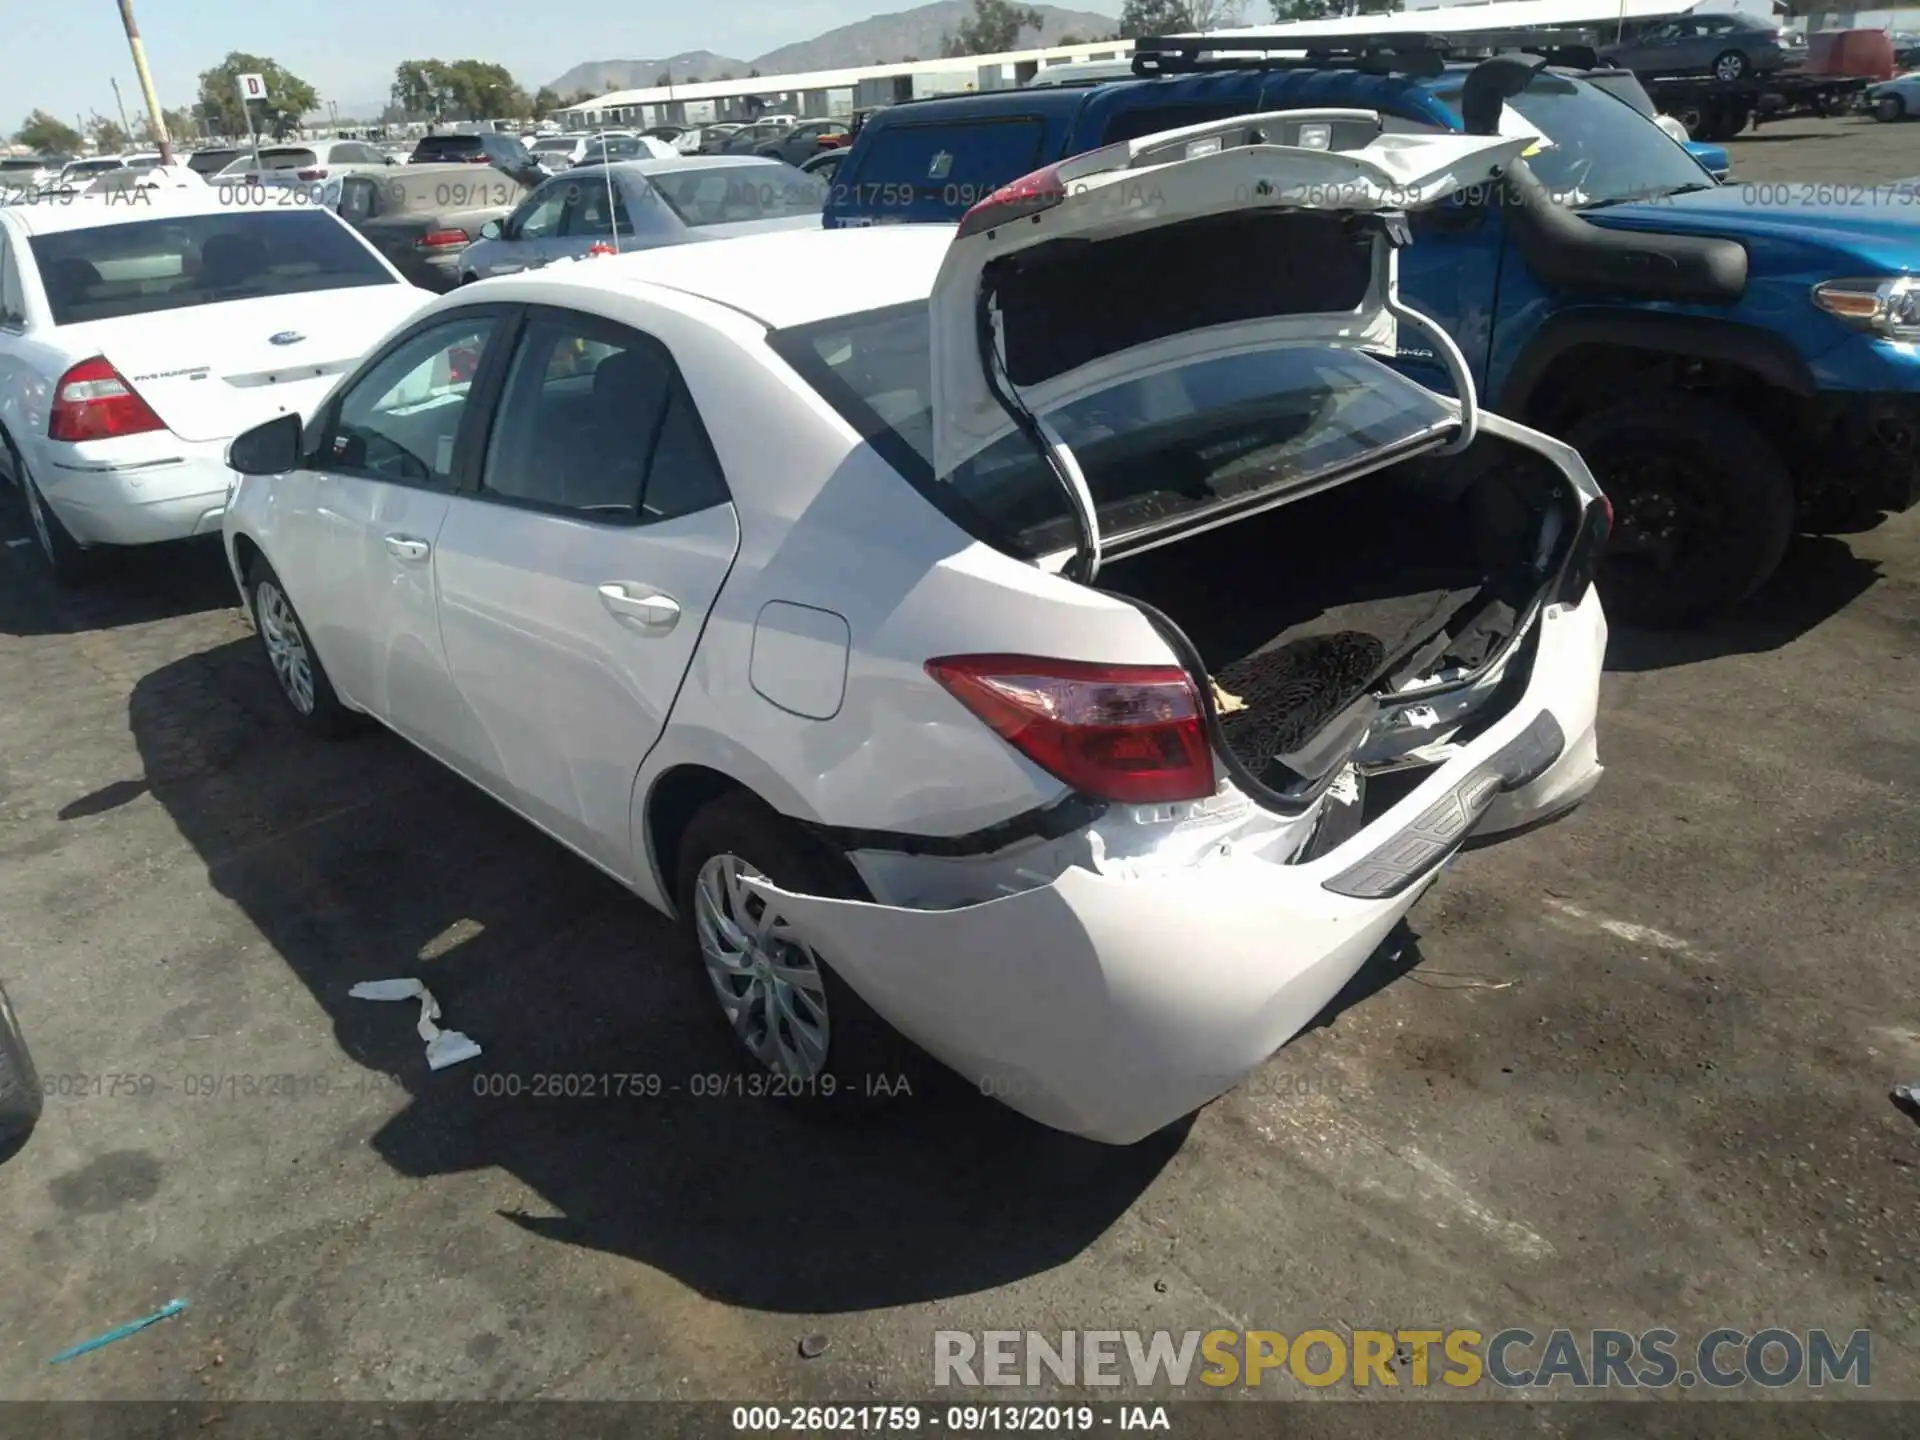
1589 185 1920 271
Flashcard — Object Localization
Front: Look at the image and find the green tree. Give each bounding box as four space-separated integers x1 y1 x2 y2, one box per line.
198 53 319 140
654 69 673 87
941 0 1045 56
1120 0 1247 35
532 86 562 119
563 89 597 107
391 60 530 122
160 106 199 141
88 114 130 151
15 110 83 153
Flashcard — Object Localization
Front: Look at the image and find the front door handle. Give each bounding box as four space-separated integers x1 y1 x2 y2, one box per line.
598 583 680 633
384 534 430 562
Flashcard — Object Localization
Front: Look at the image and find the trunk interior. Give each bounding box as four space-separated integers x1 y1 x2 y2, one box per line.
1097 438 1572 800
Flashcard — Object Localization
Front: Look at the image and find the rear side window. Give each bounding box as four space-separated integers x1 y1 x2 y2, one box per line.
850 119 1049 215
27 210 395 325
479 312 728 523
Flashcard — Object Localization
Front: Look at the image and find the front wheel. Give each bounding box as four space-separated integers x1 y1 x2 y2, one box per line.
0 981 42 1165
1712 49 1749 81
1875 95 1907 123
1566 396 1795 629
674 792 922 1109
246 559 360 737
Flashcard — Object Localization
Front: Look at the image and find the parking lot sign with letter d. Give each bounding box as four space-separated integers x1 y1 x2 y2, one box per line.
236 73 267 102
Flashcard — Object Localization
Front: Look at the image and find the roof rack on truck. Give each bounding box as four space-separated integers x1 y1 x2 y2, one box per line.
1130 29 1605 78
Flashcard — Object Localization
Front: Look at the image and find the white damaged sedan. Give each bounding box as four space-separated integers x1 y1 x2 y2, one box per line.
222 113 1610 1145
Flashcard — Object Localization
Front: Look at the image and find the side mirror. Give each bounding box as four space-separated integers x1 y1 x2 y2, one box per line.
479 219 503 240
228 413 302 476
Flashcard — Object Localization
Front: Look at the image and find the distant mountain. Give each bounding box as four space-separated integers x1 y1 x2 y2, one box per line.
748 2 1121 73
544 51 751 96
545 2 1123 97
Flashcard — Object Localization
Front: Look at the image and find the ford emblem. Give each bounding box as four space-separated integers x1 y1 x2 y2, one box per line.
268 331 306 346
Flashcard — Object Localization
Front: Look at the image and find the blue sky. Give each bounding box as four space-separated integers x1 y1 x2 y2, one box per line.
3 0 1120 130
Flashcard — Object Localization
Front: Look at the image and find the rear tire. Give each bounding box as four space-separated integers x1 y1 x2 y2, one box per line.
1567 397 1795 629
674 791 925 1111
245 558 360 738
0 981 42 1165
10 438 106 587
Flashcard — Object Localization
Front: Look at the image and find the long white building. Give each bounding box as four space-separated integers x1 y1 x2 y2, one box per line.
556 0 1911 132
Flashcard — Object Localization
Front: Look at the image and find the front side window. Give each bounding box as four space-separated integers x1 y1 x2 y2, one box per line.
1435 74 1713 207
479 313 727 522
322 317 496 489
507 181 568 240
27 210 395 325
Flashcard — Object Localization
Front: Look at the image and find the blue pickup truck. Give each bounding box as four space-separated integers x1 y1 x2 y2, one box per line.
824 35 1920 627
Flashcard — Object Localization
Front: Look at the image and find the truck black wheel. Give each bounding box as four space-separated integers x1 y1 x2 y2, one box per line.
1566 397 1795 629
1876 95 1907 123
0 981 42 1165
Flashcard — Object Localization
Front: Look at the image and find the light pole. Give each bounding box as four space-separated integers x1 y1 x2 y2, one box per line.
114 0 174 164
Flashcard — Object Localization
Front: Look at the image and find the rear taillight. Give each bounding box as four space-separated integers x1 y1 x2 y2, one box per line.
48 357 165 442
296 167 328 180
417 228 470 248
926 654 1215 804
1556 495 1613 606
956 162 1068 240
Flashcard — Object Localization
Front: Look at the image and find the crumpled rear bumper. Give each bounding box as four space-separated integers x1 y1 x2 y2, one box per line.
749 591 1607 1145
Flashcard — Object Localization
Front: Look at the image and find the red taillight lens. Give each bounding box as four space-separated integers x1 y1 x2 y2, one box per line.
296 167 328 180
956 163 1069 240
48 357 165 442
417 228 470 248
1556 495 1614 607
926 654 1214 805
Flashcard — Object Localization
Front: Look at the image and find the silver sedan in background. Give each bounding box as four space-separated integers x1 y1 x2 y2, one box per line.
456 155 828 283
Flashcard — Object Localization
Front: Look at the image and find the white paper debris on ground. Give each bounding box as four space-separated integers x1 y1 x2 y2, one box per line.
348 978 483 1071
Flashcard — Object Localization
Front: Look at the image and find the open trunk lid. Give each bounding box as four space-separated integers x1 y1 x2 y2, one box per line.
62 286 429 442
926 113 1529 574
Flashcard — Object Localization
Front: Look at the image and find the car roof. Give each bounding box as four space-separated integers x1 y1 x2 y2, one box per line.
536 225 949 328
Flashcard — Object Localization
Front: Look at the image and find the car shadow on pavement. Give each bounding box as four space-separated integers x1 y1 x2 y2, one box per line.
126 637 1185 1315
1603 533 1882 673
0 530 237 638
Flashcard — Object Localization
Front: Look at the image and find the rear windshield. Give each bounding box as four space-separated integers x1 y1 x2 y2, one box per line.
648 162 828 225
28 210 395 325
531 137 576 152
0 159 44 173
848 118 1049 213
65 160 123 177
412 135 485 160
772 305 1455 559
186 149 242 175
249 148 319 171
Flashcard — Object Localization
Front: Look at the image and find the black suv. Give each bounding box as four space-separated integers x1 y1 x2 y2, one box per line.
409 131 546 186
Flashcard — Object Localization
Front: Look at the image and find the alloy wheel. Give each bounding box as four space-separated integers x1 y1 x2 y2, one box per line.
255 580 317 715
1714 52 1747 81
693 853 832 1080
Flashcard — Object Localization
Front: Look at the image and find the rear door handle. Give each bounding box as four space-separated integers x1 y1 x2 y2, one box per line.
598 583 680 633
384 534 430 562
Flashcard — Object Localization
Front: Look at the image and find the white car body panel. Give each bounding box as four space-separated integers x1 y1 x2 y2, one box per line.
0 192 431 549
225 122 1606 1144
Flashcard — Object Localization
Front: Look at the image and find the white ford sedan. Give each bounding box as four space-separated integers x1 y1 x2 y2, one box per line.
0 187 432 581
222 115 1611 1145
